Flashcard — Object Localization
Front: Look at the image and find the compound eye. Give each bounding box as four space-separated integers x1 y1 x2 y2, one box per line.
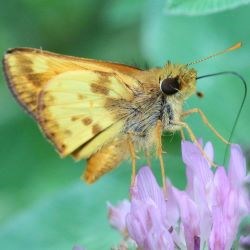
160 77 180 95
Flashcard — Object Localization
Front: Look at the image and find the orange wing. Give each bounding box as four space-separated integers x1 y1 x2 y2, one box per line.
3 47 143 119
84 138 128 183
3 48 148 182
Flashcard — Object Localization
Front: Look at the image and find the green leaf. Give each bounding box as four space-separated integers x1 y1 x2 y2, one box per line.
166 0 250 15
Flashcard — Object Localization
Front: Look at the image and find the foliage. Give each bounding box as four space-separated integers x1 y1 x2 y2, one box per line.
166 0 250 15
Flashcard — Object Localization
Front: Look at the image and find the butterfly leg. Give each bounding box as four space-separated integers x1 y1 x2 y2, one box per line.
127 135 136 186
155 120 167 195
181 108 229 144
144 148 151 167
176 121 216 167
180 128 185 140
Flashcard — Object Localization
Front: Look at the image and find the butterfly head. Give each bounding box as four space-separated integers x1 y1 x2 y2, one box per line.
159 62 197 99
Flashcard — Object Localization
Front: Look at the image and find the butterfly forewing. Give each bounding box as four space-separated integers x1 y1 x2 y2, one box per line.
38 70 131 156
3 48 143 163
3 48 142 117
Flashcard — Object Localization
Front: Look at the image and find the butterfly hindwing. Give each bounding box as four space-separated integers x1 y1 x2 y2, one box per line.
84 137 128 183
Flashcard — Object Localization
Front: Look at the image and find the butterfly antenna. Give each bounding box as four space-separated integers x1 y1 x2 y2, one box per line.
196 71 247 164
188 42 242 66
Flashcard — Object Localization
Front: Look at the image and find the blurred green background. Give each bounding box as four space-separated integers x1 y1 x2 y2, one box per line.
0 0 250 249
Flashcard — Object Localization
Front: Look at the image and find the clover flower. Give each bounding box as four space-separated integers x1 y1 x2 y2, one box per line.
108 140 250 250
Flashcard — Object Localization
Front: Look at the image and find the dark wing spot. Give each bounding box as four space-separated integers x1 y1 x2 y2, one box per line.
26 73 51 86
40 103 47 110
16 56 33 71
71 116 78 121
44 92 55 102
27 99 37 107
42 117 49 123
50 132 56 138
47 121 59 129
60 144 66 151
82 117 92 125
91 83 109 95
92 124 102 135
78 94 84 100
64 129 72 136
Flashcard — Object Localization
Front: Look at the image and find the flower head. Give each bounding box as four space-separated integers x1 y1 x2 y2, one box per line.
108 140 250 250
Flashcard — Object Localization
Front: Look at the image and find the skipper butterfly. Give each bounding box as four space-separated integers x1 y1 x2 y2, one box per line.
3 43 241 186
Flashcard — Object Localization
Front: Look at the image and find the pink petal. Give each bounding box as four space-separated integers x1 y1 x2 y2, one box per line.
144 227 174 250
126 199 167 248
238 185 250 214
204 141 214 163
174 189 200 250
213 167 230 207
228 144 246 188
181 140 200 167
193 177 212 244
126 213 145 246
223 190 240 250
165 179 179 226
209 207 227 250
126 200 147 246
182 141 213 196
223 189 239 222
107 200 130 234
132 166 166 217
